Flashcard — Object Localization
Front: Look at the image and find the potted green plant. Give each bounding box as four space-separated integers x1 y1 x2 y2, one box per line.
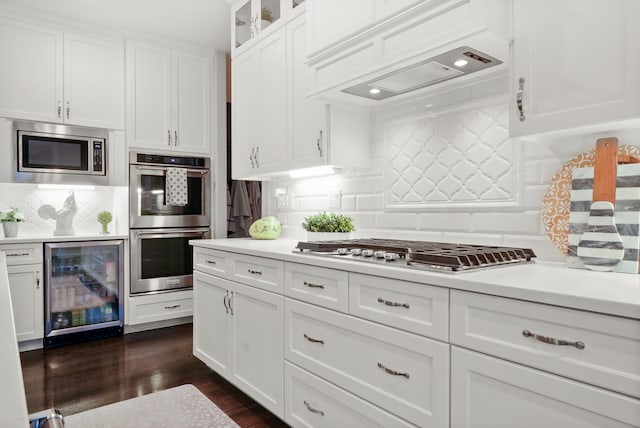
0 207 25 238
97 211 113 234
302 212 355 241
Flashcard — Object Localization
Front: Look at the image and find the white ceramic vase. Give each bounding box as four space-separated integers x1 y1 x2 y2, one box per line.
305 231 352 241
2 222 20 238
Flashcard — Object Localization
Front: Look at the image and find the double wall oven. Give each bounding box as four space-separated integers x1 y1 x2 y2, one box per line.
129 152 210 295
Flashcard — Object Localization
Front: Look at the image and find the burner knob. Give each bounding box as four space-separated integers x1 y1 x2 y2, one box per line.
337 248 349 255
384 252 399 261
374 250 386 259
351 248 362 256
362 249 374 257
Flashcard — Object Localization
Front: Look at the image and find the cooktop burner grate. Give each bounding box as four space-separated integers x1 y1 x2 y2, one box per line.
294 238 536 273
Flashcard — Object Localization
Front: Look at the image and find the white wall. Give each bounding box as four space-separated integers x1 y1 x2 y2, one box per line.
267 81 640 262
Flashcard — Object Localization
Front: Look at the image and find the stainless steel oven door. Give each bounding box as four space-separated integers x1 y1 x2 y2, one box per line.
130 227 210 295
129 164 210 228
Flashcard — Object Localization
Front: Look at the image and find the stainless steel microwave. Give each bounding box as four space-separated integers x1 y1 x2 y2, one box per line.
13 121 108 184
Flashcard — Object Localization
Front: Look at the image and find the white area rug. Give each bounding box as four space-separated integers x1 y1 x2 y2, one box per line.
64 384 240 428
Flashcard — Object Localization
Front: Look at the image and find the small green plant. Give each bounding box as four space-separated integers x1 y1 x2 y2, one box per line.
97 211 113 234
302 212 355 233
0 207 25 223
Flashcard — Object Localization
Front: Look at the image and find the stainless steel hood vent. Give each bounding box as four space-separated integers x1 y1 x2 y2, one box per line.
342 46 502 101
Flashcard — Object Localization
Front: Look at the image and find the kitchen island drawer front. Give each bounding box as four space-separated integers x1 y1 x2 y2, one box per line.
228 254 284 293
128 291 193 325
450 290 640 398
451 346 640 428
0 243 42 265
285 298 449 427
285 263 348 312
193 247 227 277
284 362 416 428
349 273 449 341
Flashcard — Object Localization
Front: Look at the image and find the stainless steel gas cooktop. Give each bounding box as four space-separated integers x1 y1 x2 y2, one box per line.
294 238 536 273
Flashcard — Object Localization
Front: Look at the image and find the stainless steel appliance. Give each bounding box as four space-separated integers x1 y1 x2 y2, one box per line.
294 238 536 273
129 152 210 228
130 227 210 294
44 240 124 347
14 121 108 184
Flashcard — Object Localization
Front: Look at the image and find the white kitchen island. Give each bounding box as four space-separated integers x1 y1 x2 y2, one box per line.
191 238 640 428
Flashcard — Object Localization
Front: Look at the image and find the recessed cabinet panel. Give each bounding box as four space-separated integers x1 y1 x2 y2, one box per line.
7 265 43 342
511 0 640 136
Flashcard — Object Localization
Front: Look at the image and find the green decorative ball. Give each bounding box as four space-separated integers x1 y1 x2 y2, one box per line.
249 217 282 240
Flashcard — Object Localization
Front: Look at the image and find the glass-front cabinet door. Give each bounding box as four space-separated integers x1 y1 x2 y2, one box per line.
232 0 290 57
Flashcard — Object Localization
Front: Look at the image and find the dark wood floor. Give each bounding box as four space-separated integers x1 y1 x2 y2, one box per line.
20 324 289 428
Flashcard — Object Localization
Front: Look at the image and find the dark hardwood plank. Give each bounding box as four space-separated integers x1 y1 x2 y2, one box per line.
20 324 288 428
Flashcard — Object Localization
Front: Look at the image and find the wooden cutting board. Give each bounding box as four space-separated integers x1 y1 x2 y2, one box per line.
576 138 625 271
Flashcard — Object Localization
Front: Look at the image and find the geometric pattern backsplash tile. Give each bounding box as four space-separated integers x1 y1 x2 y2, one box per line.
384 99 523 210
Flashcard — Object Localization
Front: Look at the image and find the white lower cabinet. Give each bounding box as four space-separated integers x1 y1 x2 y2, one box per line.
193 271 284 418
285 297 449 427
127 290 193 325
7 264 43 342
451 346 640 428
284 361 416 428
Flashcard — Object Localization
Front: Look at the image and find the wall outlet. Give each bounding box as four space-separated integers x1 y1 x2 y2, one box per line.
277 193 295 210
328 190 342 209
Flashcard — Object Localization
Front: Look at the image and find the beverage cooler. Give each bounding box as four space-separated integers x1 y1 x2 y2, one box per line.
44 240 124 347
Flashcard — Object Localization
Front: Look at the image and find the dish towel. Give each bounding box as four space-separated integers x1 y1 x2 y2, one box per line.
166 167 188 206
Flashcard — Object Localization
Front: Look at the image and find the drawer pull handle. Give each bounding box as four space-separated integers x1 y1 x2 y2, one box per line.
247 269 262 275
303 281 325 289
205 259 217 265
377 362 410 379
6 252 30 257
164 304 181 310
377 297 409 309
304 400 325 416
522 330 585 349
303 333 324 345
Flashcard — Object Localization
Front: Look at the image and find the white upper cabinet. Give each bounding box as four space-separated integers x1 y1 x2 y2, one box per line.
510 0 640 138
126 40 211 155
232 0 307 58
0 19 124 129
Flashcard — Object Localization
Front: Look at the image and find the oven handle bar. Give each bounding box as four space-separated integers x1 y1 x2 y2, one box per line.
133 229 210 239
133 165 209 175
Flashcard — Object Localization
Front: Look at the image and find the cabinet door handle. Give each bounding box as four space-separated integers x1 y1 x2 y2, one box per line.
247 269 262 276
249 147 255 168
254 146 259 168
164 304 181 310
168 130 172 146
223 291 229 314
303 333 324 345
522 330 585 349
174 130 178 146
36 271 40 289
205 259 217 265
377 297 409 309
66 101 70 119
303 281 324 289
57 100 62 118
377 362 410 379
303 400 325 416
229 291 234 316
516 77 525 122
6 252 31 257
316 130 323 157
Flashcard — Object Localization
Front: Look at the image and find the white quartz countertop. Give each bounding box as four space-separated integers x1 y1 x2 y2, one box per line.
191 238 640 320
0 233 128 244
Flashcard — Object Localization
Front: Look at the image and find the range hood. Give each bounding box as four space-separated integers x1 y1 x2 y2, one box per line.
342 46 502 101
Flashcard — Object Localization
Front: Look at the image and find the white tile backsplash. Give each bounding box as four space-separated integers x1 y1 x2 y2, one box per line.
266 90 640 262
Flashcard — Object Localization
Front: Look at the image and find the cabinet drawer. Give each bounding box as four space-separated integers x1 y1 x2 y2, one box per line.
228 254 284 293
0 243 42 265
193 247 227 277
284 362 415 428
450 290 640 398
349 273 449 341
285 298 449 427
285 262 348 312
128 291 193 325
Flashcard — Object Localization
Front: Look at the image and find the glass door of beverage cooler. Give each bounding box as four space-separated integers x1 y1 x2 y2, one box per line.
44 240 124 347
